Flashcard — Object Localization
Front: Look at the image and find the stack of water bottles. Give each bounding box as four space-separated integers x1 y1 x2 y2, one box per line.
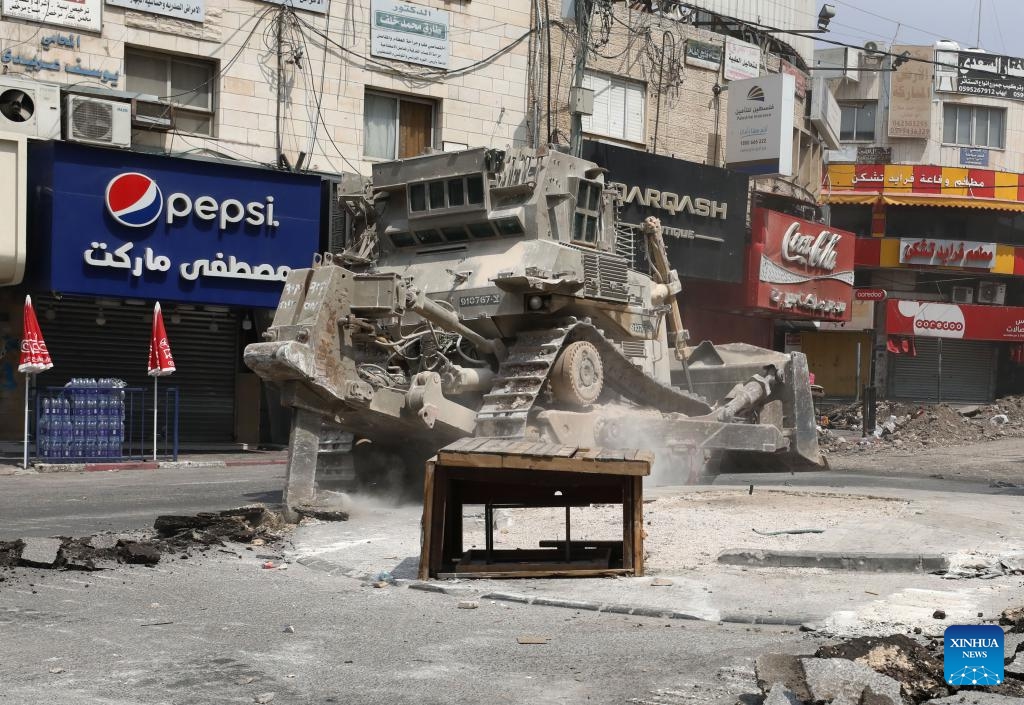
38 378 127 460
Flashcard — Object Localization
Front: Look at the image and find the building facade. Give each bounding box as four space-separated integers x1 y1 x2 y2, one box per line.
818 41 1024 402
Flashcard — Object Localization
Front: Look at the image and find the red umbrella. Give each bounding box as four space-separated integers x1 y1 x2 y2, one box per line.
148 301 175 376
148 302 174 460
19 295 52 469
19 294 53 374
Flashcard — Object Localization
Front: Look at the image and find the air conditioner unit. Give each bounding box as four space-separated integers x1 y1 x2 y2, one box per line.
952 286 974 304
132 97 175 131
862 41 888 63
64 94 131 148
0 77 61 139
977 281 1006 305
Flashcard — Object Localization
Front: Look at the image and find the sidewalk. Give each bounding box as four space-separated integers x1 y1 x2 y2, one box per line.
286 485 1024 637
0 449 288 475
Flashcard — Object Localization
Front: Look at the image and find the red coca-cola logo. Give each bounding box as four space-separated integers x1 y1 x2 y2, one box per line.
915 319 964 331
20 340 49 354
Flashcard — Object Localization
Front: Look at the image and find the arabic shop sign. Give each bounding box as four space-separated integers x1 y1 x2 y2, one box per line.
2 34 120 85
723 35 759 81
960 147 989 167
371 0 449 69
2 0 101 32
887 299 1024 342
899 238 996 270
825 163 1019 203
725 73 796 176
939 49 1024 102
106 0 203 23
751 208 855 321
29 141 321 308
685 39 721 72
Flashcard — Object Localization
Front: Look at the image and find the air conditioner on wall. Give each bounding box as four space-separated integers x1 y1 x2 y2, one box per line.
132 97 175 131
64 94 131 148
977 281 1007 305
952 286 974 304
0 77 61 139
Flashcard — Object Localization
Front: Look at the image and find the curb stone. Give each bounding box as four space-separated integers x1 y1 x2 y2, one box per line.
27 458 288 473
718 549 949 573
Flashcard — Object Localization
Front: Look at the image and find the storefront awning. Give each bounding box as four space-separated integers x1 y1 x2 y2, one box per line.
821 191 881 205
881 193 1024 212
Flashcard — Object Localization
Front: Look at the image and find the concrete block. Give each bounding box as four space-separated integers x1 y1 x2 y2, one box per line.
800 658 902 705
764 683 805 705
1006 654 1024 680
924 695 1024 704
19 537 62 567
717 549 949 573
755 654 813 701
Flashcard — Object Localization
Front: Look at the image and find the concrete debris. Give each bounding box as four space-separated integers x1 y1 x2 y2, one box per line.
1006 655 1024 680
1000 606 1024 630
923 695 1024 704
119 541 161 566
815 634 948 703
283 625 295 634
932 610 946 620
19 538 62 568
0 540 24 567
457 601 479 609
154 506 283 544
800 657 902 705
650 578 674 586
754 654 813 702
254 693 275 704
47 667 64 674
763 682 804 705
86 534 119 551
819 396 1024 455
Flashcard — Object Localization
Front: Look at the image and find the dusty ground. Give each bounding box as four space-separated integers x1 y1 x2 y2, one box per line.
479 490 913 573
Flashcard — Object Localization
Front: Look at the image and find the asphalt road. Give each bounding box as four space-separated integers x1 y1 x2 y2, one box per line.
0 553 822 705
0 465 285 540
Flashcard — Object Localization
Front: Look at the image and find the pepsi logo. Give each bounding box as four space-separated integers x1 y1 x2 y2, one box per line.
106 172 163 228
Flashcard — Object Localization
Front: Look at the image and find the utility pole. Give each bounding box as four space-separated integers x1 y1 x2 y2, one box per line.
569 0 590 157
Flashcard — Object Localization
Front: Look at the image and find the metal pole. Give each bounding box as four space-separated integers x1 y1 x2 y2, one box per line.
855 341 862 402
23 374 30 469
569 0 589 157
153 376 158 461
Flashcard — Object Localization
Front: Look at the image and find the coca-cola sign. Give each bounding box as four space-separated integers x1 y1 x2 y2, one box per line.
781 223 841 272
749 208 855 321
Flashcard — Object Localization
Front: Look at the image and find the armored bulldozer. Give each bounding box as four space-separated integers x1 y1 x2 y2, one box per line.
244 147 824 518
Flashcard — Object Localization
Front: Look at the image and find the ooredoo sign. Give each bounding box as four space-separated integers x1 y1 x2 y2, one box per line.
886 299 1024 341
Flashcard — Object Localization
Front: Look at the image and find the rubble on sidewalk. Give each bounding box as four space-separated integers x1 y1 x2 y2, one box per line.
818 396 1024 455
0 504 287 573
814 635 947 702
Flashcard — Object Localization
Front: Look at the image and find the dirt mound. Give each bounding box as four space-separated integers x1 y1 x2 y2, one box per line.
819 395 1024 456
815 635 947 703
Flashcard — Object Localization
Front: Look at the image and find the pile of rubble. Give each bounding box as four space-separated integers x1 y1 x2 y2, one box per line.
0 505 284 573
752 608 1024 704
818 396 1024 455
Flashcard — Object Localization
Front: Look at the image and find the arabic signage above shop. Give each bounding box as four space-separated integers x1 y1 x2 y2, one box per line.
685 39 722 71
2 0 101 31
887 299 1024 342
749 208 855 321
1 33 120 84
28 142 321 308
938 49 1024 102
725 74 795 176
370 0 448 69
960 147 989 167
887 45 933 139
899 238 997 270
106 0 204 23
825 163 1024 205
723 36 759 81
582 140 749 283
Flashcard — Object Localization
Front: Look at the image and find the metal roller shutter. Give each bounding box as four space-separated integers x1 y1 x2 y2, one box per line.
889 338 995 404
889 338 940 402
33 295 238 443
936 339 996 403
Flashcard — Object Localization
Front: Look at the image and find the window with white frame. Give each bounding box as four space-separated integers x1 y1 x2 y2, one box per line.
581 71 645 143
363 90 437 160
943 103 1005 148
125 48 216 136
839 102 876 142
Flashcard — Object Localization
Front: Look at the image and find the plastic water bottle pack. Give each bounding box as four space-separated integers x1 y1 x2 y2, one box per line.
38 378 126 459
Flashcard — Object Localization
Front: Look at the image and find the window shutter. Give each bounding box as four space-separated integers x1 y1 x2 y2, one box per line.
624 81 644 143
607 79 626 138
586 72 611 135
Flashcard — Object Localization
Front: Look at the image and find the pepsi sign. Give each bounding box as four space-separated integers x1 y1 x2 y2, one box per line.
28 142 322 308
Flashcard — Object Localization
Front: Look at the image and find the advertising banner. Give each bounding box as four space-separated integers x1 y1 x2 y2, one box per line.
107 0 204 22
723 36 759 81
939 49 1024 101
886 299 1024 341
685 39 722 71
887 45 933 138
725 73 795 176
2 0 101 31
749 208 855 321
370 0 449 69
29 142 321 308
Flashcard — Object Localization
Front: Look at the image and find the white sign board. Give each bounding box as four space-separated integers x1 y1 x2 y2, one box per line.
723 36 760 81
810 77 841 150
257 0 326 14
726 73 795 177
0 133 27 286
899 237 997 269
817 300 875 330
2 0 102 31
106 0 203 22
371 0 449 69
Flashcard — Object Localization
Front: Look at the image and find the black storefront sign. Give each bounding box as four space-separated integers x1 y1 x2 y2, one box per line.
953 51 1024 101
582 141 749 283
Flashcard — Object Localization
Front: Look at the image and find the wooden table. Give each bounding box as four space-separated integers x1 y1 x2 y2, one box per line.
419 438 652 579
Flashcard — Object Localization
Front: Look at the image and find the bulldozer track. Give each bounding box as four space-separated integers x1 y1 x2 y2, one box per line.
473 321 712 440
